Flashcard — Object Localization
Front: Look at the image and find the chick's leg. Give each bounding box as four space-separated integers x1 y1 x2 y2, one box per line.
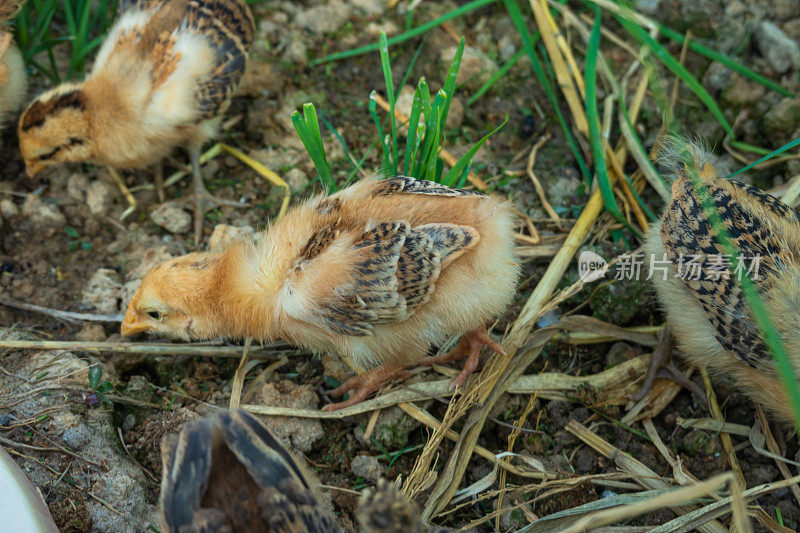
323 362 413 411
154 163 165 203
631 326 706 403
189 146 245 243
419 327 506 390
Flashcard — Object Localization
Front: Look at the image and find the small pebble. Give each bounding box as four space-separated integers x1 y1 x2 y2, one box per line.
350 455 384 482
150 203 192 234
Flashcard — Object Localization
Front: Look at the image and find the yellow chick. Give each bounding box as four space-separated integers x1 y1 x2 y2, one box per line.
0 2 26 126
121 176 520 410
160 409 465 532
17 0 254 242
645 138 800 424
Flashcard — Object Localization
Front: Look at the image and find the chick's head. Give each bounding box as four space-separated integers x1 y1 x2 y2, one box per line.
122 253 223 341
18 84 93 176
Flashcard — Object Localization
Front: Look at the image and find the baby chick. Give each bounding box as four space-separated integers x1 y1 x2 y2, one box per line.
122 176 519 410
0 2 26 126
645 138 800 423
160 409 463 532
17 0 254 242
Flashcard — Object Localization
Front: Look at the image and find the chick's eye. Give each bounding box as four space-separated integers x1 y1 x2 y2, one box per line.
38 148 59 161
147 310 163 321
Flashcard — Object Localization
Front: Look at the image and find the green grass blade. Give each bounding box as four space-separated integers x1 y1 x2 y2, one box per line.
407 122 425 177
728 140 772 156
418 78 432 119
76 34 105 61
379 31 398 173
423 112 442 181
72 0 93 75
586 6 624 222
726 136 800 179
442 116 507 187
503 0 591 185
291 104 334 193
416 89 447 178
455 162 472 188
403 86 424 175
15 6 29 47
46 46 60 83
369 92 391 171
655 22 792 98
29 2 58 58
618 16 734 139
410 81 433 177
62 0 77 36
439 36 465 141
309 0 497 66
397 40 425 99
467 49 523 106
303 103 327 160
319 109 353 178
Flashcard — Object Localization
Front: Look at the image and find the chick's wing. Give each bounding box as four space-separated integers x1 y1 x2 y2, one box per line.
283 180 482 337
661 175 800 368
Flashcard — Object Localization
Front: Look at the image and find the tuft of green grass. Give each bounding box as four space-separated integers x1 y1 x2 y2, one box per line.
291 103 335 193
15 0 118 82
295 32 504 192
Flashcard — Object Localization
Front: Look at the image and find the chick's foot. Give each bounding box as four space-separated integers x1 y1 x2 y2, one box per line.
631 326 707 404
192 182 246 242
323 362 413 411
419 327 506 390
187 147 247 244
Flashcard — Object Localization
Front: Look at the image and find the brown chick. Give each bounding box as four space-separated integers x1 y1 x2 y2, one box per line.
122 176 520 410
645 138 800 424
160 409 465 532
0 2 26 126
17 0 254 243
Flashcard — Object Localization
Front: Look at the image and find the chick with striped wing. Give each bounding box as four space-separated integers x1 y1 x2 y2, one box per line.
644 139 800 423
122 177 520 410
17 0 254 242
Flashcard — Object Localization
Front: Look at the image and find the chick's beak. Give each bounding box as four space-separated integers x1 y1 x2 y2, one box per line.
121 308 152 337
25 160 45 178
